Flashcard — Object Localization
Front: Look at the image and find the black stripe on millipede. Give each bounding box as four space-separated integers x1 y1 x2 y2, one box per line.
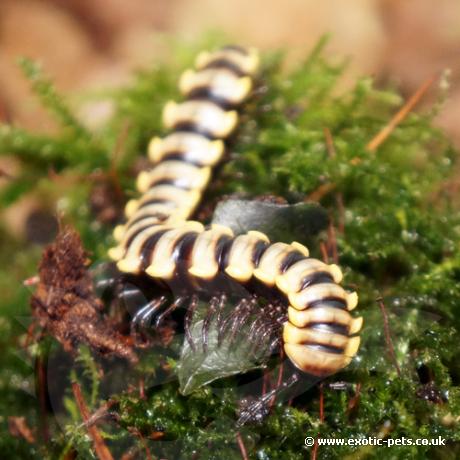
142 177 193 191
172 232 200 267
279 251 307 273
305 343 344 355
252 240 270 266
308 297 348 310
126 212 169 229
186 88 236 111
139 229 170 270
215 235 234 271
137 198 173 210
158 151 210 167
124 222 161 249
300 271 335 290
171 122 218 140
201 59 246 77
221 45 249 55
310 322 349 336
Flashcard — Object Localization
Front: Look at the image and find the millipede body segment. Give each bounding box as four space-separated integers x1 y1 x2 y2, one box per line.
109 46 363 378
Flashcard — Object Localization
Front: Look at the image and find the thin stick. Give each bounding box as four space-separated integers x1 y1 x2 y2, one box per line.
311 383 325 460
319 383 325 423
366 75 437 152
307 182 336 202
269 360 284 409
377 297 401 377
336 193 345 234
236 432 249 460
327 222 339 264
72 382 114 460
319 241 329 264
347 382 362 417
36 353 49 443
323 127 337 158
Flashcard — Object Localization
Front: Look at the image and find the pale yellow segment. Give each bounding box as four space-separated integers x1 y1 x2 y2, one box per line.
113 224 126 242
148 133 225 166
188 225 234 279
125 186 201 219
195 47 260 75
287 305 353 329
288 283 354 311
252 242 290 285
107 245 125 261
253 242 308 286
344 336 361 357
290 241 309 256
284 343 352 377
349 316 364 335
283 322 349 349
224 231 270 282
136 161 211 193
116 224 170 274
162 100 238 138
124 199 178 219
145 221 204 279
124 205 182 232
276 258 343 294
347 291 359 310
179 68 253 104
111 214 171 254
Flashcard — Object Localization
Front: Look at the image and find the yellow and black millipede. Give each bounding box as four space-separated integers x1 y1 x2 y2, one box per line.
108 45 363 379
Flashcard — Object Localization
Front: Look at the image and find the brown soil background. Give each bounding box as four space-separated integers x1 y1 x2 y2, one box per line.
1 0 460 139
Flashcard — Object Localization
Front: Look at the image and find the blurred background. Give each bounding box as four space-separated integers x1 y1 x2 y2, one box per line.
1 0 460 140
1 0 460 240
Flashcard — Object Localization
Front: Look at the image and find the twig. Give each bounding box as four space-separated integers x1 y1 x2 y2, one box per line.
323 127 337 158
306 182 336 202
319 383 325 423
376 297 401 377
346 382 362 417
8 416 36 443
139 377 146 400
311 383 325 460
269 360 284 409
327 222 339 264
319 241 329 264
336 193 345 234
72 382 114 460
35 352 49 443
323 127 346 236
236 432 249 460
366 75 437 152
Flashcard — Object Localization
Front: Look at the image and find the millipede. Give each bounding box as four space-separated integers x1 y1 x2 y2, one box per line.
106 45 363 418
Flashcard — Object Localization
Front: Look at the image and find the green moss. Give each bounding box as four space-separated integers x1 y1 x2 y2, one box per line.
0 38 459 459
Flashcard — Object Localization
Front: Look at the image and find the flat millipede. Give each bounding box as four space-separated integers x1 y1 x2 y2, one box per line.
108 45 363 379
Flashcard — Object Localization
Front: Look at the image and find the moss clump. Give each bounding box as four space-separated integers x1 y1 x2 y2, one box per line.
0 38 459 459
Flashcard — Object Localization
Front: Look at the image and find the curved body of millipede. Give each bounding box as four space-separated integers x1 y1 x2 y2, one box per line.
108 45 363 379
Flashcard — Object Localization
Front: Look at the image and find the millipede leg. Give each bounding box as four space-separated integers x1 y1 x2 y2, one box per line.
236 372 300 427
185 294 199 352
217 303 240 346
251 321 280 358
214 293 227 330
267 335 281 355
202 296 220 353
131 296 167 333
246 315 264 347
227 299 253 346
154 296 187 328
